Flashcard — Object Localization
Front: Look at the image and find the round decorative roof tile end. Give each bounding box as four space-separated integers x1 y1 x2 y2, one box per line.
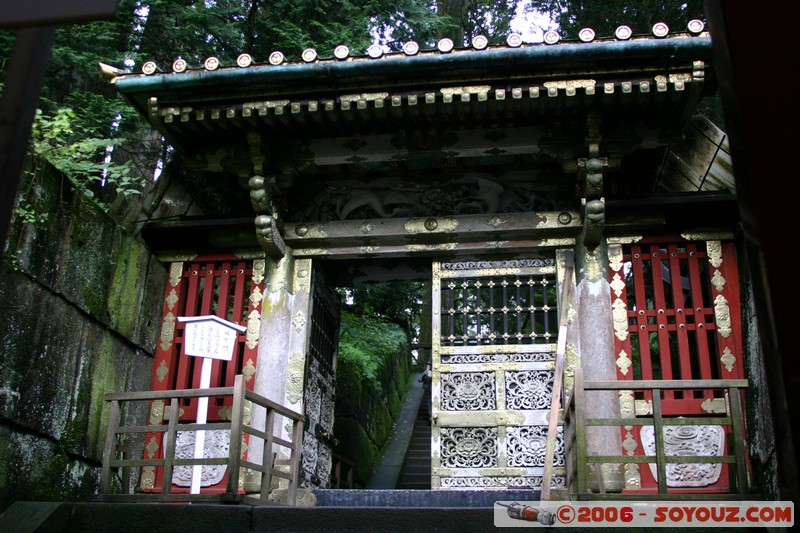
403 41 419 56
652 22 669 37
506 33 522 48
543 30 560 45
437 38 454 53
687 19 705 34
268 51 285 65
578 28 595 42
172 58 187 73
334 45 350 60
204 57 219 71
472 35 489 50
615 25 632 40
141 61 158 75
301 48 318 62
236 53 252 67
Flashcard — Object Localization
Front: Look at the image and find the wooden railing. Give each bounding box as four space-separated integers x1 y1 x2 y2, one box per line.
564 367 749 500
331 453 354 489
100 375 305 505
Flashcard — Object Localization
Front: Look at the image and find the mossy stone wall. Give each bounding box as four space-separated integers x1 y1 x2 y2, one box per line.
0 166 165 512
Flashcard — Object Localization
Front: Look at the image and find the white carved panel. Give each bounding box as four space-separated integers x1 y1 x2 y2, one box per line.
301 430 318 487
440 427 498 468
440 372 496 411
506 426 564 467
316 442 332 486
505 370 554 410
640 424 724 487
441 475 566 489
167 430 229 487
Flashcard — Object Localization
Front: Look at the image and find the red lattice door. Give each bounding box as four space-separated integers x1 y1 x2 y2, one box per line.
140 256 265 493
608 238 745 493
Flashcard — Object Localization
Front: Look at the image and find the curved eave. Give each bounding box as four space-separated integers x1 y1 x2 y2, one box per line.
114 36 714 112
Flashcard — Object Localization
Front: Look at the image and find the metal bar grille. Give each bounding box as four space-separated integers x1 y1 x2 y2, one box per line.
439 273 558 346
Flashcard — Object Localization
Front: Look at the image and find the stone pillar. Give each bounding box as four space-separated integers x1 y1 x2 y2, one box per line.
575 240 623 492
249 254 318 498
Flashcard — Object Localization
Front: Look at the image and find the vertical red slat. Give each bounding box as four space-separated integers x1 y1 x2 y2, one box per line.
687 244 713 383
209 262 232 391
648 247 674 396
175 265 200 393
668 245 693 383
228 262 248 387
718 242 743 379
631 246 654 387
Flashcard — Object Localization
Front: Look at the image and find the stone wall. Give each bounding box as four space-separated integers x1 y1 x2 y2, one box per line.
0 166 165 512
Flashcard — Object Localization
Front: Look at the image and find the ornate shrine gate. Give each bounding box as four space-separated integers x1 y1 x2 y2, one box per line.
608 238 746 493
431 257 570 490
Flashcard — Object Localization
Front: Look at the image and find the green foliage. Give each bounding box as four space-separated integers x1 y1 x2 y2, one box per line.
339 311 408 386
29 108 145 204
528 0 705 39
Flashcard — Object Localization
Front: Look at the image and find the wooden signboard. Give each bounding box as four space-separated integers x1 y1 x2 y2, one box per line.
177 315 246 494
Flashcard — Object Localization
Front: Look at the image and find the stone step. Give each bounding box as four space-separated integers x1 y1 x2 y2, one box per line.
313 489 540 508
0 501 505 532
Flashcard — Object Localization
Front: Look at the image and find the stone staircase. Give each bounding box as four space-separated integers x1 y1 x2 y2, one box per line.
395 385 431 489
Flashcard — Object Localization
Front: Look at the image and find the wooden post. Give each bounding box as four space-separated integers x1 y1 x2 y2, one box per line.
226 375 245 500
99 399 120 498
260 409 276 501
541 251 574 501
651 388 667 494
162 398 180 496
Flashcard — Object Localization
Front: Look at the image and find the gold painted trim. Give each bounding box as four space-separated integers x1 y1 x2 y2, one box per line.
720 347 736 373
714 294 732 338
168 262 183 287
607 236 642 244
610 272 625 298
616 349 631 376
155 360 169 383
701 397 727 414
165 289 179 311
249 285 264 308
612 299 629 341
404 217 459 234
706 241 723 268
634 400 653 416
243 358 256 382
246 310 261 350
149 399 165 425
711 269 726 293
608 244 624 273
251 259 266 285
619 390 634 418
159 312 176 351
140 466 156 490
293 259 312 294
680 231 734 242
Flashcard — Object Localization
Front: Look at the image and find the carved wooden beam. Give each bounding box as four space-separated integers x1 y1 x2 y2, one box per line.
284 210 580 258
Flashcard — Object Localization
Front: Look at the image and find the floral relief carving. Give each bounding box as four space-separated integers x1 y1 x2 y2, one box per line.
506 426 564 467
440 427 498 468
169 430 230 487
640 424 724 487
441 475 565 488
440 372 496 411
505 370 554 410
301 431 318 485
